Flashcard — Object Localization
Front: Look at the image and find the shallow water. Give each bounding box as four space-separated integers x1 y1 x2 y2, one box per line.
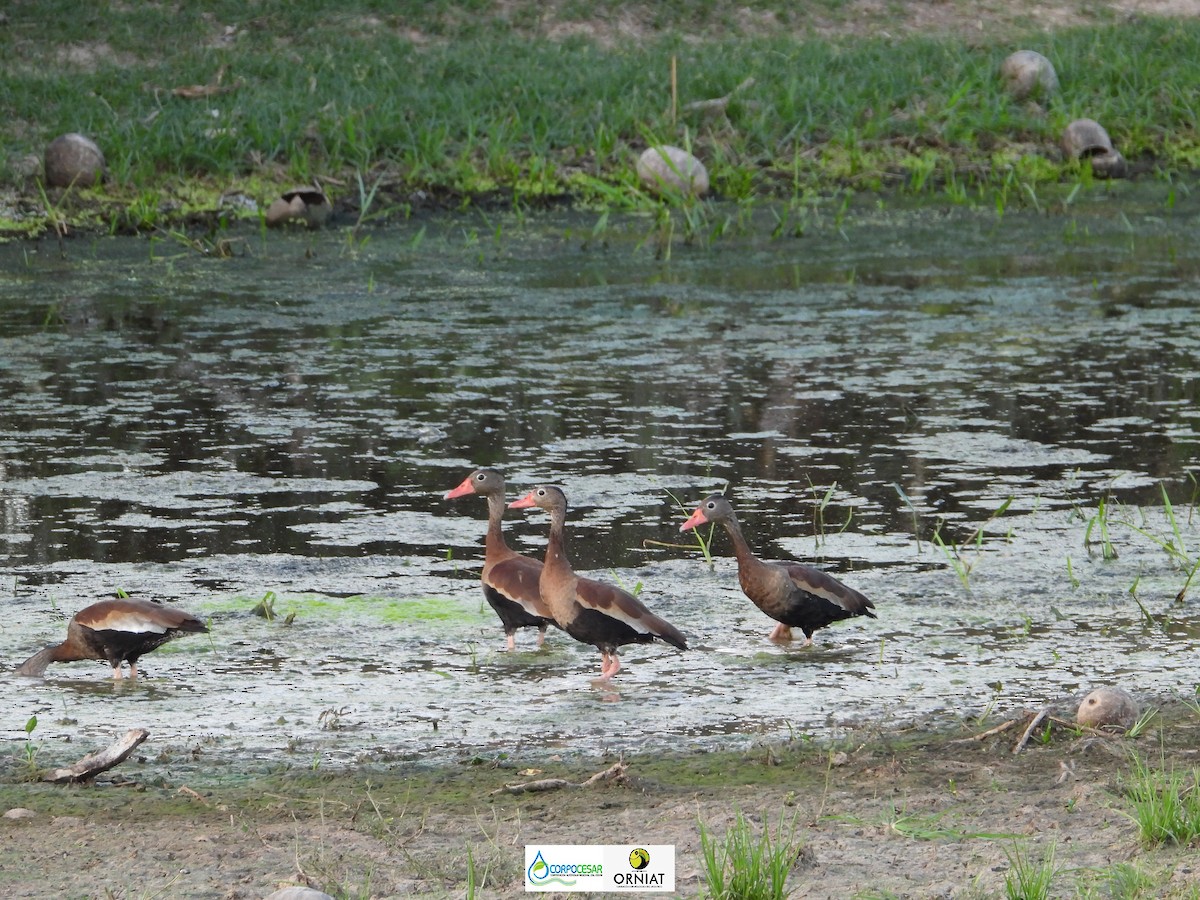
3 189 1199 769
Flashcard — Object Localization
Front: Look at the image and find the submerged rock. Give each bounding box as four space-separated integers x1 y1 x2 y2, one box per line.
999 50 1059 101
43 133 105 188
1076 686 1139 731
1061 118 1127 178
636 145 709 198
265 186 331 228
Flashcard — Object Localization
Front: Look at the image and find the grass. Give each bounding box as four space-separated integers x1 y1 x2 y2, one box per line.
806 477 853 549
1123 754 1200 847
643 483 721 568
4 2 1200 234
1084 494 1118 560
1116 483 1200 603
16 715 41 782
1003 842 1059 900
698 809 802 900
931 496 1014 589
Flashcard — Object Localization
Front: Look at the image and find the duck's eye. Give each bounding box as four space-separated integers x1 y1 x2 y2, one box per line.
706 501 716 510
475 473 485 481
537 488 547 496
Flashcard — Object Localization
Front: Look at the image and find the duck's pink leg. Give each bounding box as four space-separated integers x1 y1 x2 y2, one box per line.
536 626 547 648
602 653 622 679
504 633 516 652
768 623 794 642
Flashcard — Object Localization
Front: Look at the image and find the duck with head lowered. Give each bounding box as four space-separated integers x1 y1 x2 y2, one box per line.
15 597 208 679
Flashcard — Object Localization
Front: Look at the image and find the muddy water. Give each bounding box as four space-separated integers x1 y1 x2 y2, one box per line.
3 191 1199 770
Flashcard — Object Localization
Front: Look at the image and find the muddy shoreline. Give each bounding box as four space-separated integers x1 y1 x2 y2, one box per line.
3 697 1199 898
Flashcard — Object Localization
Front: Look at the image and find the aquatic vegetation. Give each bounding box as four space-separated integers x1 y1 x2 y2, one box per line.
1115 484 1200 603
931 497 1014 590
1084 495 1119 560
646 484 720 569
806 477 854 550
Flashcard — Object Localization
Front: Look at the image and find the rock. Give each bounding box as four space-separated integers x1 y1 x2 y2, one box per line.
999 50 1059 101
1061 118 1127 178
3 808 37 819
12 153 41 179
264 888 335 900
43 133 105 188
1076 686 1139 731
636 145 709 198
265 186 331 228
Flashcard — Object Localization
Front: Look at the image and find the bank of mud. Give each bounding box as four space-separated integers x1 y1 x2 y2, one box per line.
3 698 1199 898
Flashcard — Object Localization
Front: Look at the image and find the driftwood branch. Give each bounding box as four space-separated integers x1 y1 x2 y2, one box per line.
1012 708 1050 754
42 728 149 784
950 717 1019 744
491 760 627 795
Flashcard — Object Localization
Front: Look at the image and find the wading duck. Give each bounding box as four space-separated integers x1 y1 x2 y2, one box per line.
15 598 208 679
681 493 875 645
444 468 555 650
509 485 687 680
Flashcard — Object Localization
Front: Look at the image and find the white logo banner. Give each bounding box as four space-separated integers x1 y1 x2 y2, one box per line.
525 844 675 892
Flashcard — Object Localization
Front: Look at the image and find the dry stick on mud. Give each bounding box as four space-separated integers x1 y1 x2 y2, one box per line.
492 760 628 795
950 718 1019 743
42 728 149 784
1012 708 1051 754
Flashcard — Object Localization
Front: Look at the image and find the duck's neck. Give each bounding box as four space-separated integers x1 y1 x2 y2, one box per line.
545 508 571 574
484 492 509 556
14 642 72 676
721 514 763 574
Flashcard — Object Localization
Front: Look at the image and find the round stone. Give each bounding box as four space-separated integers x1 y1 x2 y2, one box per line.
1076 686 1139 731
44 133 105 188
636 145 709 198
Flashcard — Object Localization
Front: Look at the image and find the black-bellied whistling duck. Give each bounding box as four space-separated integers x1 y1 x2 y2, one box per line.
444 468 555 650
509 485 687 681
681 493 875 645
15 598 208 679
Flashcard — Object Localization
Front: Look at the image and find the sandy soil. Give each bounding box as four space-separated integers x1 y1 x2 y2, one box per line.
3 702 1200 899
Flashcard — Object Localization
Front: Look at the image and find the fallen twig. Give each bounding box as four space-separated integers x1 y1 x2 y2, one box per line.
42 728 149 784
1012 708 1050 754
492 760 628 795
950 718 1018 743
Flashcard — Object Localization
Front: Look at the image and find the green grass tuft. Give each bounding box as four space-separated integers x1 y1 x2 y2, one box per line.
698 809 802 900
1123 755 1200 847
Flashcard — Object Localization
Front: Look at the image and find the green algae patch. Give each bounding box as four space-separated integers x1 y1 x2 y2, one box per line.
198 592 488 625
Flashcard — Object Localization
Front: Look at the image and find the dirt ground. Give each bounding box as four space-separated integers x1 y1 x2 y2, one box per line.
3 701 1200 899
